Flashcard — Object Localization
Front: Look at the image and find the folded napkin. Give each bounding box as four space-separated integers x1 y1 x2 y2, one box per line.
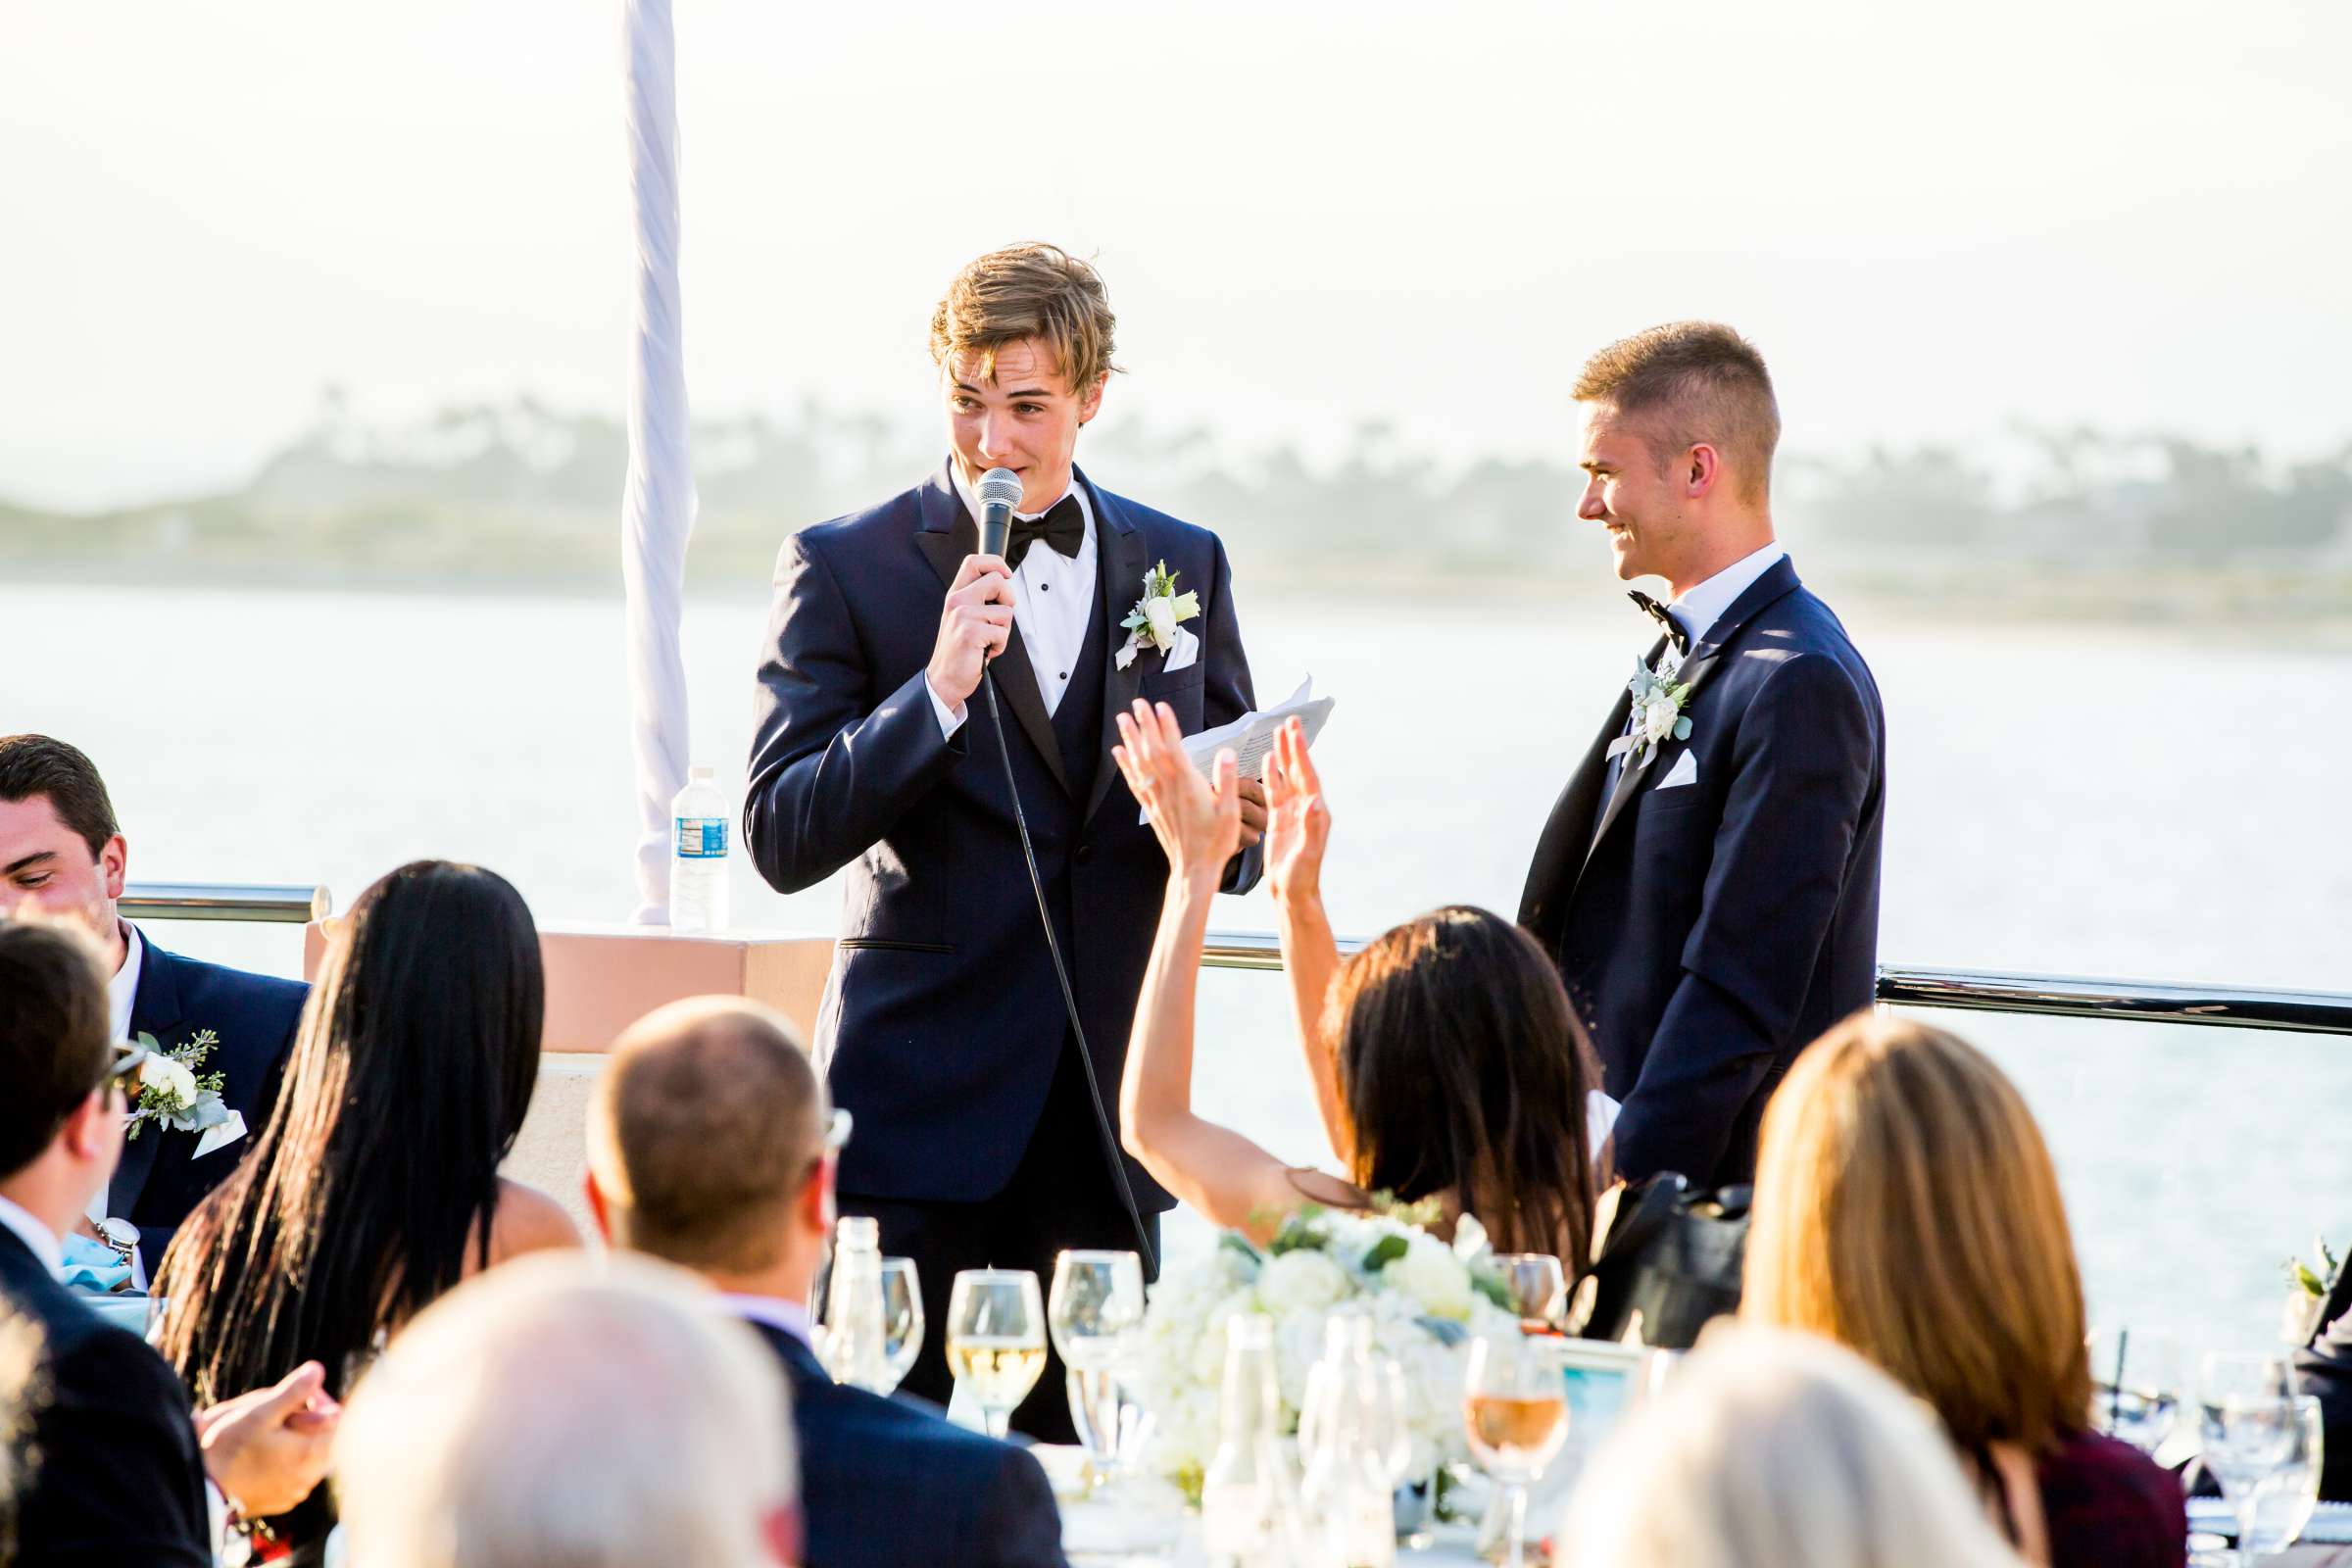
57 1232 134 1295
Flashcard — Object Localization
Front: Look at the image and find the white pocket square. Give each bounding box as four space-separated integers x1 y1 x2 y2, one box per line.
192 1109 248 1161
1655 751 1699 790
1159 625 1200 674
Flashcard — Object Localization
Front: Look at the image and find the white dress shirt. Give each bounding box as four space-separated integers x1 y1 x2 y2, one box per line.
926 466 1101 737
1663 542 1787 653
722 1291 814 1349
108 921 145 1044
0 1192 63 1274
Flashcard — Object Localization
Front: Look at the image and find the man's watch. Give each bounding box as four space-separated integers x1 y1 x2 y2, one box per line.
94 1216 140 1266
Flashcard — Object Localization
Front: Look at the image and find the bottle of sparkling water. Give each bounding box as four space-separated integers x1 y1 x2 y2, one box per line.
1201 1314 1313 1567
819 1216 889 1392
669 765 730 933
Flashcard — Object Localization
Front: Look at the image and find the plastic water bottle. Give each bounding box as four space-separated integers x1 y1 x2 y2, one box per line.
668 765 730 932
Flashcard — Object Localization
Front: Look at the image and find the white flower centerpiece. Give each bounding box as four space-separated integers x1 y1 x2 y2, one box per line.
1126 1202 1521 1503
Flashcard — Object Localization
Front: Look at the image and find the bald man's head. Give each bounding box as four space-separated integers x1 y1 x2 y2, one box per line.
588 997 827 1273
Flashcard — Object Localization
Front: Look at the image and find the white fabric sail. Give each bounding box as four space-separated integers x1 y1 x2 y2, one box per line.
620 0 695 923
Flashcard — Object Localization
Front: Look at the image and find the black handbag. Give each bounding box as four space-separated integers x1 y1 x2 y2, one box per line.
1572 1173 1751 1349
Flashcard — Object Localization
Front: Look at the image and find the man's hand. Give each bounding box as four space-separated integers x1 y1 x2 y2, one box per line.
925 555 1015 714
195 1360 341 1519
1235 777 1268 850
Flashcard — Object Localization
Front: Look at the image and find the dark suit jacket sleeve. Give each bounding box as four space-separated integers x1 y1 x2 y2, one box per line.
745 530 970 894
1200 534 1265 897
1612 651 1877 1183
29 1328 213 1566
975 1445 1072 1567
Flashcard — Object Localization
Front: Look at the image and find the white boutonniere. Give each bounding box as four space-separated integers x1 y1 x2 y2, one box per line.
126 1028 247 1157
1606 657 1693 769
1114 560 1200 671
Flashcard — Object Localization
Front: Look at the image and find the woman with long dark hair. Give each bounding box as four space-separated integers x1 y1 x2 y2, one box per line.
1113 703 1612 1260
154 858 577 1559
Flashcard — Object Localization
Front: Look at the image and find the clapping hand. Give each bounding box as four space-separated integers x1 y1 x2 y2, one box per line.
1113 699 1240 884
1264 716 1330 904
195 1359 342 1519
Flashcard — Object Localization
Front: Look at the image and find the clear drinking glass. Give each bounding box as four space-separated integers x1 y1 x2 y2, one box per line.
946 1268 1047 1440
1492 1253 1568 1334
2198 1361 2305 1568
2088 1327 2181 1455
877 1256 924 1396
1048 1250 1147 1483
1462 1333 1570 1568
2236 1396 2325 1559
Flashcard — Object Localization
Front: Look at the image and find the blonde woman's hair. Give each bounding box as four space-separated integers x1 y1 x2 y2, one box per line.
1557 1325 2029 1568
1743 1011 2092 1455
332 1252 794 1568
929 243 1120 393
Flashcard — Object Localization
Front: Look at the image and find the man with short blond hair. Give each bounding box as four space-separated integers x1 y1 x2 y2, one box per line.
1521 322 1885 1189
746 244 1261 1436
585 997 1067 1568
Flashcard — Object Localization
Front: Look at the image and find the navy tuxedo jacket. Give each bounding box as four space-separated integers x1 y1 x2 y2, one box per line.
0 1226 213 1565
746 464 1259 1208
114 931 308 1267
1520 558 1885 1188
748 1320 1069 1568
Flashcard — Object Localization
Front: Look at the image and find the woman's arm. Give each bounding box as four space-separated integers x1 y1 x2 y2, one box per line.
1264 718 1349 1165
1113 701 1308 1242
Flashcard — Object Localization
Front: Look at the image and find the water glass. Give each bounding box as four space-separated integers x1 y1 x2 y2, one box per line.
878 1257 923 1396
1462 1333 1570 1568
1048 1250 1147 1480
2236 1396 2324 1558
2199 1379 2305 1562
2087 1327 2181 1454
1493 1253 1568 1334
946 1268 1046 1440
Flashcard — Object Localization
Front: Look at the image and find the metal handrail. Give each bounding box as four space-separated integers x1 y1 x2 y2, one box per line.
120 883 330 925
1204 930 2352 1038
114 895 2351 1036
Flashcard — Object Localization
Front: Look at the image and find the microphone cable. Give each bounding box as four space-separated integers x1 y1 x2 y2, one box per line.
979 669 1159 1278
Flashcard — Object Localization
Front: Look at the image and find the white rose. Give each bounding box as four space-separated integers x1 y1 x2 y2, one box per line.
1144 594 1178 646
1257 1250 1350 1317
1642 695 1680 745
1390 1234 1475 1321
139 1054 199 1108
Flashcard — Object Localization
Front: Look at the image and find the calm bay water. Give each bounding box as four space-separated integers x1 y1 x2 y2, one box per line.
4 577 2346 1357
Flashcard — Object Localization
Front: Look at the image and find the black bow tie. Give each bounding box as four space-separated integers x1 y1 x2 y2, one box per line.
1004 494 1086 570
1629 590 1690 656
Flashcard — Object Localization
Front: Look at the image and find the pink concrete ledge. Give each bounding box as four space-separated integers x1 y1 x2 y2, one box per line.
303 921 835 1054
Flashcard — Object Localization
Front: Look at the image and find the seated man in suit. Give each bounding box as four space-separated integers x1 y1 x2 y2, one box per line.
0 916 338 1564
0 734 308 1276
585 996 1069 1568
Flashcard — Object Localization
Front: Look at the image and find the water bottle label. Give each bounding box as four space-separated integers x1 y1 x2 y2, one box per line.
674 817 727 858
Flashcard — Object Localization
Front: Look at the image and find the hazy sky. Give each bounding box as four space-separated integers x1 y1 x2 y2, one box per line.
3 0 2346 510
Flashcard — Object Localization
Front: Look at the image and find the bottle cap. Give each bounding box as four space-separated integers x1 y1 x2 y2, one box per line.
838 1216 880 1249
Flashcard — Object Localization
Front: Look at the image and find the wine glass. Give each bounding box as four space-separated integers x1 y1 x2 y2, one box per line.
947 1268 1046 1440
2236 1396 2324 1558
2198 1355 2302 1564
1462 1333 1570 1568
877 1257 924 1396
1493 1253 1568 1334
2087 1327 2181 1455
1048 1250 1146 1484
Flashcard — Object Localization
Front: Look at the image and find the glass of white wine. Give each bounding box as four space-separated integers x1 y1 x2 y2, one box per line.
1493 1253 1568 1334
947 1268 1047 1440
878 1257 924 1396
1463 1333 1570 1568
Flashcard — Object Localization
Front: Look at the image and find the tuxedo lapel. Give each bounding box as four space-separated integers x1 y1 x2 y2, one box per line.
1519 683 1638 935
112 934 184 1216
913 466 1072 797
1579 559 1806 876
1583 633 1677 863
1084 471 1149 823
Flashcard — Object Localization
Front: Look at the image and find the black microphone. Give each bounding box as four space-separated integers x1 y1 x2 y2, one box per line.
976 466 1023 560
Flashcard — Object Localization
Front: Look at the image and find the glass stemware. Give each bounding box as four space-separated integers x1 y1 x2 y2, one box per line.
2087 1327 2181 1455
1047 1250 1147 1483
1462 1333 1570 1568
2236 1396 2324 1558
877 1256 923 1396
946 1268 1046 1440
1493 1253 1568 1334
2198 1356 2304 1566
